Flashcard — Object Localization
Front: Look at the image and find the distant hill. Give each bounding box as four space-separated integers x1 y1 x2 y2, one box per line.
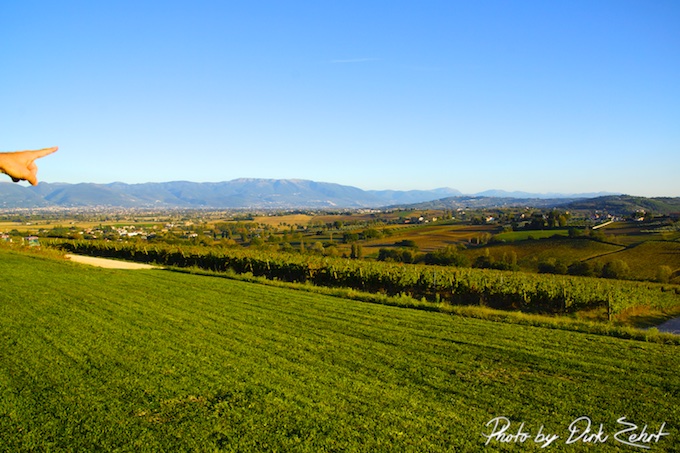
367 187 463 205
563 195 680 216
393 196 584 210
474 189 618 199
0 183 52 208
395 194 680 213
0 179 462 209
2 180 665 211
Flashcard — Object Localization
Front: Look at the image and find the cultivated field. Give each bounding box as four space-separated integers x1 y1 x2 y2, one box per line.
464 237 626 271
253 213 315 227
0 248 678 451
587 241 680 281
361 224 498 253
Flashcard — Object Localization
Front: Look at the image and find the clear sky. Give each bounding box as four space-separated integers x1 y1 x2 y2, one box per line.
2 1 678 196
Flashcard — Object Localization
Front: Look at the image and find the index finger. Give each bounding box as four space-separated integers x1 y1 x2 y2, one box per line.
30 146 58 158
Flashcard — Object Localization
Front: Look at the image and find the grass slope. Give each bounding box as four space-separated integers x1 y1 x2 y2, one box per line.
0 249 678 451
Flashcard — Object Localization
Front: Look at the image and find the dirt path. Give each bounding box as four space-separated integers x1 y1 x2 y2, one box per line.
65 254 161 270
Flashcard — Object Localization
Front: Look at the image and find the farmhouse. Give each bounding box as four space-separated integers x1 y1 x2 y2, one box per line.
24 236 40 247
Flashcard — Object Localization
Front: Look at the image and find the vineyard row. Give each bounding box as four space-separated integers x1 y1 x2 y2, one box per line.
54 240 680 315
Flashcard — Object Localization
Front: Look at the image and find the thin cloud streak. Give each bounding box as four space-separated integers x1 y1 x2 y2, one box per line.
330 58 380 64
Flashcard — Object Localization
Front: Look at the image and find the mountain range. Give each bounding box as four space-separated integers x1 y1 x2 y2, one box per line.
0 178 622 210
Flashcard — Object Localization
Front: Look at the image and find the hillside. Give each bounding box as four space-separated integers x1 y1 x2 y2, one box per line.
1 248 678 450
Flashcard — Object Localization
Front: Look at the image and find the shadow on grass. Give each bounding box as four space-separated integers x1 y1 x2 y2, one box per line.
614 305 680 330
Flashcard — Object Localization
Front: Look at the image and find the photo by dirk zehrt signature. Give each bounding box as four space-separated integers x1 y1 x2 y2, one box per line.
482 416 670 449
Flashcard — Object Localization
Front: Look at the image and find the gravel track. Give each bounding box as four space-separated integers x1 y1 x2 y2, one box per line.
65 254 160 270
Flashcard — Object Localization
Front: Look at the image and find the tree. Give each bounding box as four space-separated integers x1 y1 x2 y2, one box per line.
363 228 383 240
421 245 470 267
311 242 324 254
529 214 546 230
474 249 494 269
568 227 584 238
400 249 415 263
558 215 568 227
343 232 359 243
601 260 629 280
656 265 673 283
501 250 518 271
378 248 396 261
590 229 606 242
568 261 593 277
377 248 411 262
538 258 567 274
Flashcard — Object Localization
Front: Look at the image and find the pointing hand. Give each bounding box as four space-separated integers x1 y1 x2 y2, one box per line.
0 147 58 186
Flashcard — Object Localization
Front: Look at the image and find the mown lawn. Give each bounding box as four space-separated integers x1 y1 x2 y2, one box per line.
0 249 678 451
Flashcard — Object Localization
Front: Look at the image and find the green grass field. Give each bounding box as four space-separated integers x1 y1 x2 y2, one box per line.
1 249 678 451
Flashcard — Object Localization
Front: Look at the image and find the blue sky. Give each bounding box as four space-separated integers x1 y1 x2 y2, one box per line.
2 1 678 196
